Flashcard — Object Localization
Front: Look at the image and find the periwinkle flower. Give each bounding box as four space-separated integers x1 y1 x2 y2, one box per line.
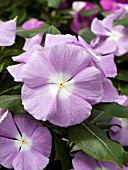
21 43 117 127
22 18 45 51
0 19 16 46
45 34 118 102
109 95 128 146
0 111 52 170
71 1 98 33
72 151 128 170
91 12 128 56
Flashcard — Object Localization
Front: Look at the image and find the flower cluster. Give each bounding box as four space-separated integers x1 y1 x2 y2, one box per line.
1 0 128 169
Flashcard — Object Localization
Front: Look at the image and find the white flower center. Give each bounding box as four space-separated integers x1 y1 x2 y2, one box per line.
15 133 32 152
107 30 123 41
118 118 128 127
48 73 75 100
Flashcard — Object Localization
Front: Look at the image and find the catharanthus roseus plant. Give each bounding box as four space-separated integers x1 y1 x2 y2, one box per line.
1 0 128 169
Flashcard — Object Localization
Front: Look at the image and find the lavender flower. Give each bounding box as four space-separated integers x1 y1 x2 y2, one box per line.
71 1 98 33
0 19 16 46
45 34 118 102
91 12 128 56
22 18 45 51
72 151 128 170
21 43 117 127
0 112 52 170
109 95 128 146
0 109 8 123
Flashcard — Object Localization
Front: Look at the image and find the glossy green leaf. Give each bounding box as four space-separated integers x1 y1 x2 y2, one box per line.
0 95 25 113
94 103 128 118
68 121 124 169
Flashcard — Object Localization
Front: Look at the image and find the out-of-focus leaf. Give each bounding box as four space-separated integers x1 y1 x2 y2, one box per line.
78 28 96 43
80 7 99 16
0 95 25 113
68 121 124 169
124 152 128 166
0 63 4 72
94 103 128 118
47 0 63 8
16 24 61 38
114 14 128 27
55 136 71 170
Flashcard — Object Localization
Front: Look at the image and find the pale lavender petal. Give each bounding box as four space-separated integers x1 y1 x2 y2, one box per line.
0 112 19 138
101 78 118 102
71 13 82 33
22 45 91 88
7 64 24 82
110 125 128 146
0 137 19 169
12 151 49 170
98 54 117 78
115 95 128 105
123 165 128 170
0 108 8 123
45 34 78 47
12 44 43 62
23 34 43 51
0 20 16 46
91 18 109 36
93 39 117 55
14 114 41 137
22 84 58 121
110 117 121 133
31 126 52 158
72 151 100 170
66 66 104 105
49 88 92 126
22 18 44 29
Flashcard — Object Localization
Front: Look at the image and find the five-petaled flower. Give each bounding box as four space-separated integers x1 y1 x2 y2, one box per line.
0 110 52 170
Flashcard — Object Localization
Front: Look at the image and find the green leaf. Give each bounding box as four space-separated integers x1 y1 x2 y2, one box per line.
0 63 4 72
47 0 62 8
113 14 128 27
78 28 96 43
116 70 128 82
94 103 128 118
16 24 50 38
16 24 61 38
68 121 124 169
0 95 25 113
80 7 99 17
124 152 128 166
55 136 71 170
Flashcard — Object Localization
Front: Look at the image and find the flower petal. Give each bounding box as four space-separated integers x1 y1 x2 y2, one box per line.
66 66 104 105
12 151 49 170
101 78 118 102
72 151 100 170
7 64 24 82
22 84 59 121
91 18 109 36
22 44 91 88
0 20 16 46
0 112 19 138
45 34 78 47
0 108 8 123
49 88 92 126
0 137 19 168
14 114 41 137
31 126 52 158
98 54 117 78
